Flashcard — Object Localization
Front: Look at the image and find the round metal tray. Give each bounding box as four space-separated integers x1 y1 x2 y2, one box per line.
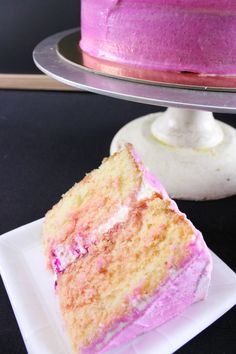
58 31 236 92
33 28 236 113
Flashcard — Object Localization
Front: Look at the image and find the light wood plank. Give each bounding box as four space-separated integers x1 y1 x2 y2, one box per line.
0 74 82 91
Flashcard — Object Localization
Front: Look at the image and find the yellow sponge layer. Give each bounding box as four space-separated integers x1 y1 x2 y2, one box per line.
57 197 194 352
43 146 142 268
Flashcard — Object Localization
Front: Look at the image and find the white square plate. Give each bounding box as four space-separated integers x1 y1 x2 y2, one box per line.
0 219 235 354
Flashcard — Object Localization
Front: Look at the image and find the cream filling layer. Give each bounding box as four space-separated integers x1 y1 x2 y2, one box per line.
137 177 157 201
96 205 130 234
52 178 158 274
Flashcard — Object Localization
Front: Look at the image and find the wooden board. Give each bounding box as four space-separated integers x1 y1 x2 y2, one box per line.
0 74 82 91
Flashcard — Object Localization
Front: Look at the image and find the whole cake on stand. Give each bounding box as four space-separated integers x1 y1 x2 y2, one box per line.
79 0 236 201
80 0 236 76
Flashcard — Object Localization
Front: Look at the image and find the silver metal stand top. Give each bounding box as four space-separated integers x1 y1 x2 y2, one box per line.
33 28 236 113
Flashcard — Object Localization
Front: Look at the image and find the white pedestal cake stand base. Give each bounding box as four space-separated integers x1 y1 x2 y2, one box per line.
110 108 236 200
33 28 236 200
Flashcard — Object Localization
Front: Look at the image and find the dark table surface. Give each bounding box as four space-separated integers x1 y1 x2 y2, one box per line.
0 90 235 354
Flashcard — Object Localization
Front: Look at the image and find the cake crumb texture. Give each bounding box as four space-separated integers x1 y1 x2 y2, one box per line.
58 197 196 352
43 146 142 269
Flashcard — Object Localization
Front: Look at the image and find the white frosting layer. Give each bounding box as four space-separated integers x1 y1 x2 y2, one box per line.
96 205 130 234
137 177 157 201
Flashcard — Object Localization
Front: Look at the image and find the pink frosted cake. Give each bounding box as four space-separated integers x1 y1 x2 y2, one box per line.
43 145 212 353
80 0 236 75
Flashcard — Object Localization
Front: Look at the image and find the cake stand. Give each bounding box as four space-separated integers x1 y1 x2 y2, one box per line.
33 28 236 200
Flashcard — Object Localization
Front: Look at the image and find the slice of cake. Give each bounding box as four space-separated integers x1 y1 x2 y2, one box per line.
43 145 212 353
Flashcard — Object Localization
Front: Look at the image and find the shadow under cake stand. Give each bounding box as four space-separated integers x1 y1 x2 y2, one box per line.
33 28 236 201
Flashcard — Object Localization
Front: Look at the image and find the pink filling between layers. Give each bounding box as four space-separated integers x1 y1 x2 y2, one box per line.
51 148 167 275
51 234 95 274
81 240 212 354
51 206 130 275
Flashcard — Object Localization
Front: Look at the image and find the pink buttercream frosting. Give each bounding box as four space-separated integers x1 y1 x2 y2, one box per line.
81 240 212 353
80 0 236 75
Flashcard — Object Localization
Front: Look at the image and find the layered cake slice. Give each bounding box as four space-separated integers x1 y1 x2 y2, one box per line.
43 145 212 353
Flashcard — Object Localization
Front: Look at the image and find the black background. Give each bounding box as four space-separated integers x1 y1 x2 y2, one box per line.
0 0 80 73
